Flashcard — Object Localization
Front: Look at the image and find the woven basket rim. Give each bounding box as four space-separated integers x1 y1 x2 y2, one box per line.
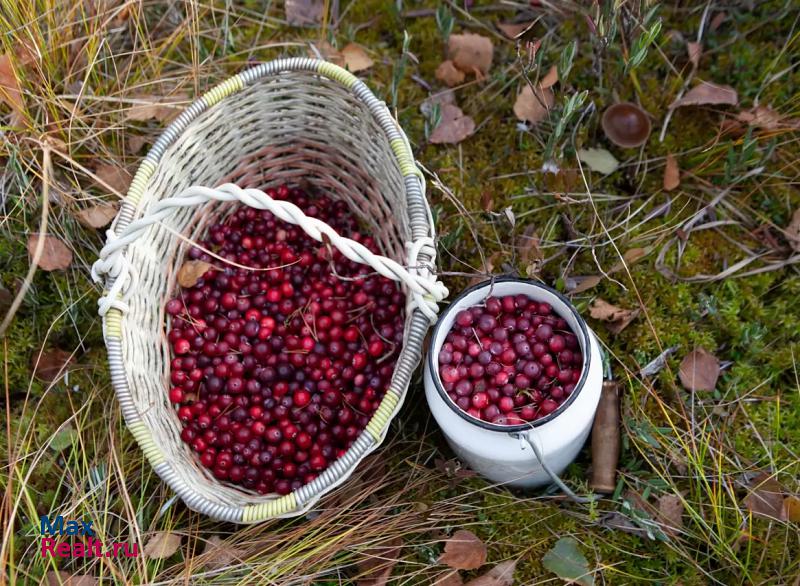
97 57 438 523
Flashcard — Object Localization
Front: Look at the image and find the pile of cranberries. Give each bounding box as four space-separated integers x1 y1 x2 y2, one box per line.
165 185 404 495
438 295 583 425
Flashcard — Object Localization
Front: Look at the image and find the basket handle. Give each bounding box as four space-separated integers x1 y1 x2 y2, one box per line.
91 183 448 322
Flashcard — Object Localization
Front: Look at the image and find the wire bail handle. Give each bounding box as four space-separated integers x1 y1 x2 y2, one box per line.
92 183 449 322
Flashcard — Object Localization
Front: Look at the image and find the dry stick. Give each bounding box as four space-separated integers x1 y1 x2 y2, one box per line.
0 147 51 338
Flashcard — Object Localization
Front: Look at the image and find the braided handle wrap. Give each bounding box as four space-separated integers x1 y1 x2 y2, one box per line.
92 183 448 321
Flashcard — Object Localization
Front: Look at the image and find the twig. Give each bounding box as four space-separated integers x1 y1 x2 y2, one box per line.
0 146 51 338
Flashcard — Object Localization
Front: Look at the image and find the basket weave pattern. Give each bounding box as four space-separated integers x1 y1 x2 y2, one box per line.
93 58 444 523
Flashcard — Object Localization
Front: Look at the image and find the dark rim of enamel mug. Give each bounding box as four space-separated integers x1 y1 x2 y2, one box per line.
427 276 592 433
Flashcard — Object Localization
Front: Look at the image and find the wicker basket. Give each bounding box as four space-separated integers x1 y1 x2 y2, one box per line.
92 58 447 523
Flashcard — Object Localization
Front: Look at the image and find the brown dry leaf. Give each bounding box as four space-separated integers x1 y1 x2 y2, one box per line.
448 33 494 77
357 538 403 586
787 209 800 253
678 347 720 391
285 0 323 25
670 81 738 109
177 260 215 288
609 247 648 274
144 531 181 559
783 495 800 522
744 473 785 521
664 154 680 191
27 234 73 271
436 60 465 87
202 536 244 570
539 65 559 89
94 163 132 194
589 298 639 334
46 572 98 586
498 21 534 39
513 84 554 124
31 348 73 382
656 494 684 534
687 42 702 68
465 560 516 586
710 11 727 31
737 106 789 131
76 204 118 229
516 224 542 264
125 96 187 124
567 275 602 294
0 285 12 315
0 53 24 114
128 134 149 154
312 41 344 66
439 530 486 570
429 103 475 144
341 43 373 73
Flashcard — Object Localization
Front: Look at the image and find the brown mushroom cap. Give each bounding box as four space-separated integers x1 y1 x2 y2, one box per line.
601 102 651 148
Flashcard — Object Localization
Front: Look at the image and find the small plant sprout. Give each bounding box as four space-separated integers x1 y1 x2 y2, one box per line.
626 16 662 71
391 31 413 111
435 5 454 42
543 90 589 165
558 39 578 83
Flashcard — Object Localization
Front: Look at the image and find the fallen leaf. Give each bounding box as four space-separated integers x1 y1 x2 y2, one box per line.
125 97 185 123
76 204 118 229
709 11 727 31
516 224 542 264
687 42 702 68
513 84 554 124
285 0 323 25
27 234 73 271
498 21 534 39
656 494 684 534
542 537 594 586
744 473 785 521
737 106 791 131
94 163 132 194
609 247 648 274
50 425 78 453
448 33 493 77
0 53 24 114
312 41 344 66
202 536 244 570
577 148 620 175
341 43 373 73
128 134 149 154
439 530 486 570
539 65 559 89
144 531 181 559
663 154 680 191
31 348 73 382
787 209 800 253
429 104 475 144
783 495 800 522
177 260 215 288
436 60 465 87
566 275 602 294
46 572 97 586
464 560 516 586
589 298 639 334
678 347 720 391
357 538 403 586
421 90 456 116
670 81 738 109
